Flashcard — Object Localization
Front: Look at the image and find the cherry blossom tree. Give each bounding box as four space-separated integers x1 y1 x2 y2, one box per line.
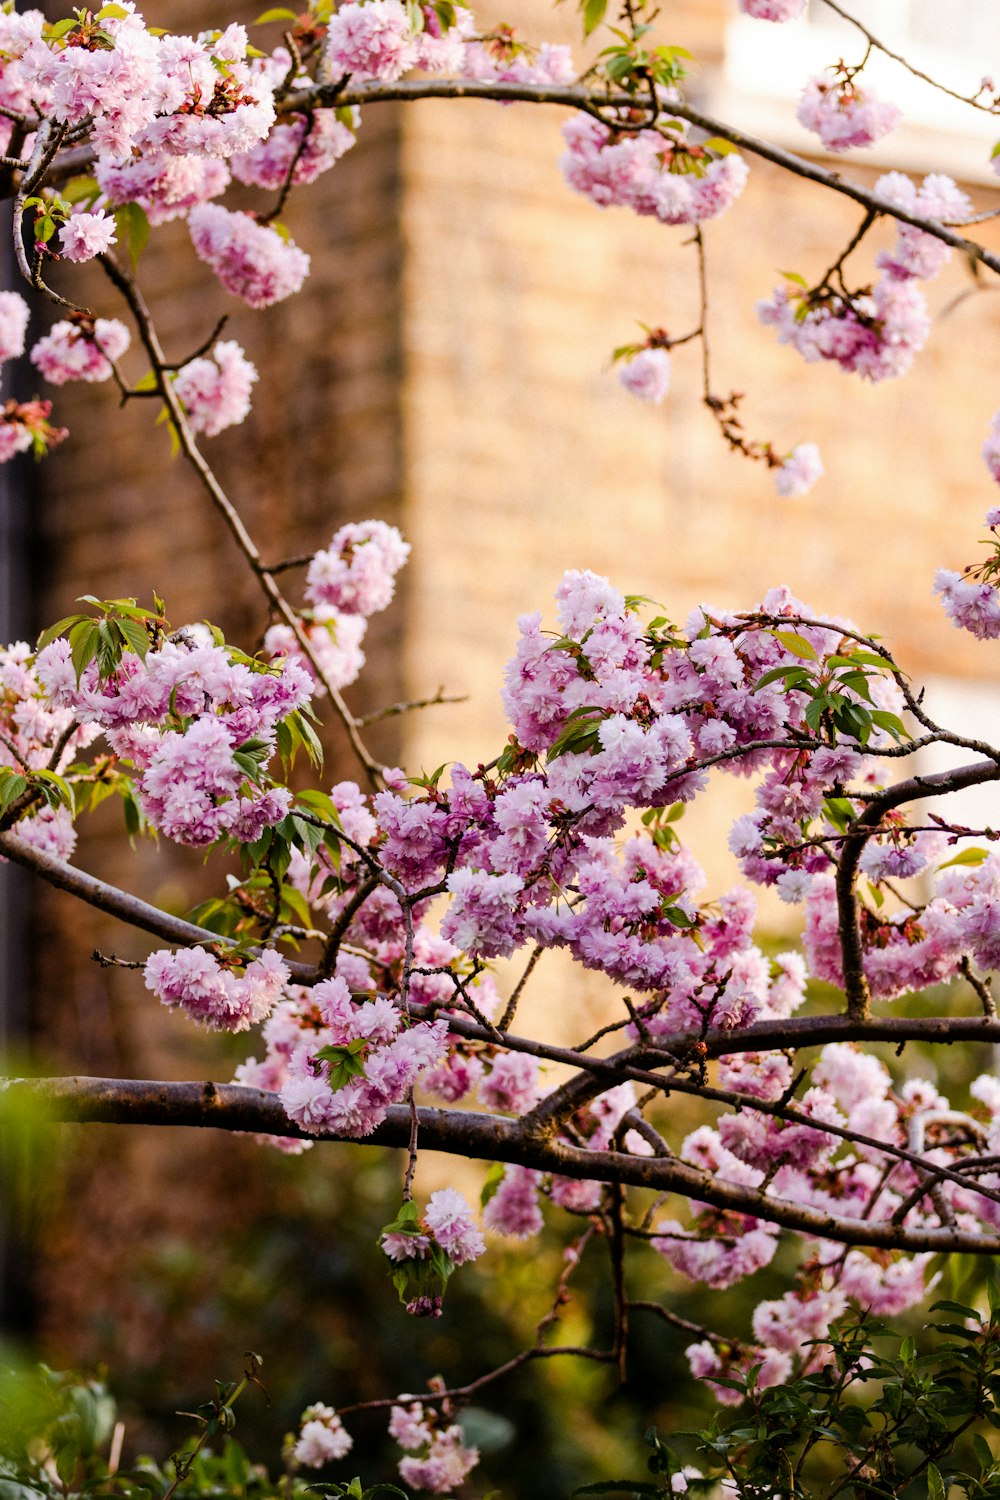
6 0 1000 1492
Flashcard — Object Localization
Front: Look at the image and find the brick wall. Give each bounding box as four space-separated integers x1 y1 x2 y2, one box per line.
20 0 1000 1376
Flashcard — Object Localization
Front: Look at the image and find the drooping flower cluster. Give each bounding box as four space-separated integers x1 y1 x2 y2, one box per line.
773 441 823 498
390 1404 479 1494
561 116 749 227
291 1404 353 1468
264 520 411 693
270 976 450 1139
188 204 310 308
30 316 130 386
173 339 258 437
874 172 971 281
619 346 671 403
757 275 930 383
797 71 901 153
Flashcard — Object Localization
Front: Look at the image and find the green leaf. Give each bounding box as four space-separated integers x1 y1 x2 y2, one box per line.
868 709 906 742
68 620 99 683
296 789 341 823
927 1462 945 1500
0 771 28 815
115 613 151 660
974 1431 996 1469
252 6 299 21
988 1279 1000 1319
938 847 988 869
480 1161 504 1209
823 796 856 832
581 0 607 34
314 1040 368 1092
755 664 812 691
35 613 89 653
769 629 818 661
113 201 150 270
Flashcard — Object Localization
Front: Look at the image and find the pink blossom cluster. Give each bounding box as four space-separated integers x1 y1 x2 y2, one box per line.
97 153 230 226
34 630 311 846
144 946 289 1031
0 398 66 463
325 0 420 83
291 1404 353 1468
232 109 359 191
390 1404 479 1494
934 567 1000 640
0 292 29 363
265 520 410 694
381 1187 486 1267
272 975 450 1139
306 520 411 615
461 31 575 88
797 72 901 153
561 116 749 227
30 316 130 385
619 346 671 403
188 204 310 308
874 172 971 281
173 339 258 437
757 276 930 382
738 0 804 17
773 442 823 498
362 574 907 1016
0 12 275 164
0 639 101 860
934 511 1000 638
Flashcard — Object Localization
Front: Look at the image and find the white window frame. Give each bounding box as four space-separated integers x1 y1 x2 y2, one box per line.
714 0 1000 182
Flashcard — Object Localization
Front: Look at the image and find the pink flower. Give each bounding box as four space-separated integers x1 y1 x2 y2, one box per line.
232 110 358 190
325 0 418 82
173 339 258 437
30 318 130 385
934 568 1000 640
739 0 804 16
292 1404 353 1467
0 291 29 362
797 73 901 153
774 442 823 498
305 520 411 616
619 346 671 403
188 204 310 308
58 209 117 263
422 1187 485 1265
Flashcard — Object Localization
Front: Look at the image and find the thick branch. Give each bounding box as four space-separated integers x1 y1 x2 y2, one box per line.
11 1075 1000 1255
283 80 1000 276
0 830 316 981
31 81 1000 278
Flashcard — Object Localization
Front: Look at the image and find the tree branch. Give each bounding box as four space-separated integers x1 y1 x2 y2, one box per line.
12 1075 1000 1254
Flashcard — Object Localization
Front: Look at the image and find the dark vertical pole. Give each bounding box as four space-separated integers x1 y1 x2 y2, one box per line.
0 210 36 1333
